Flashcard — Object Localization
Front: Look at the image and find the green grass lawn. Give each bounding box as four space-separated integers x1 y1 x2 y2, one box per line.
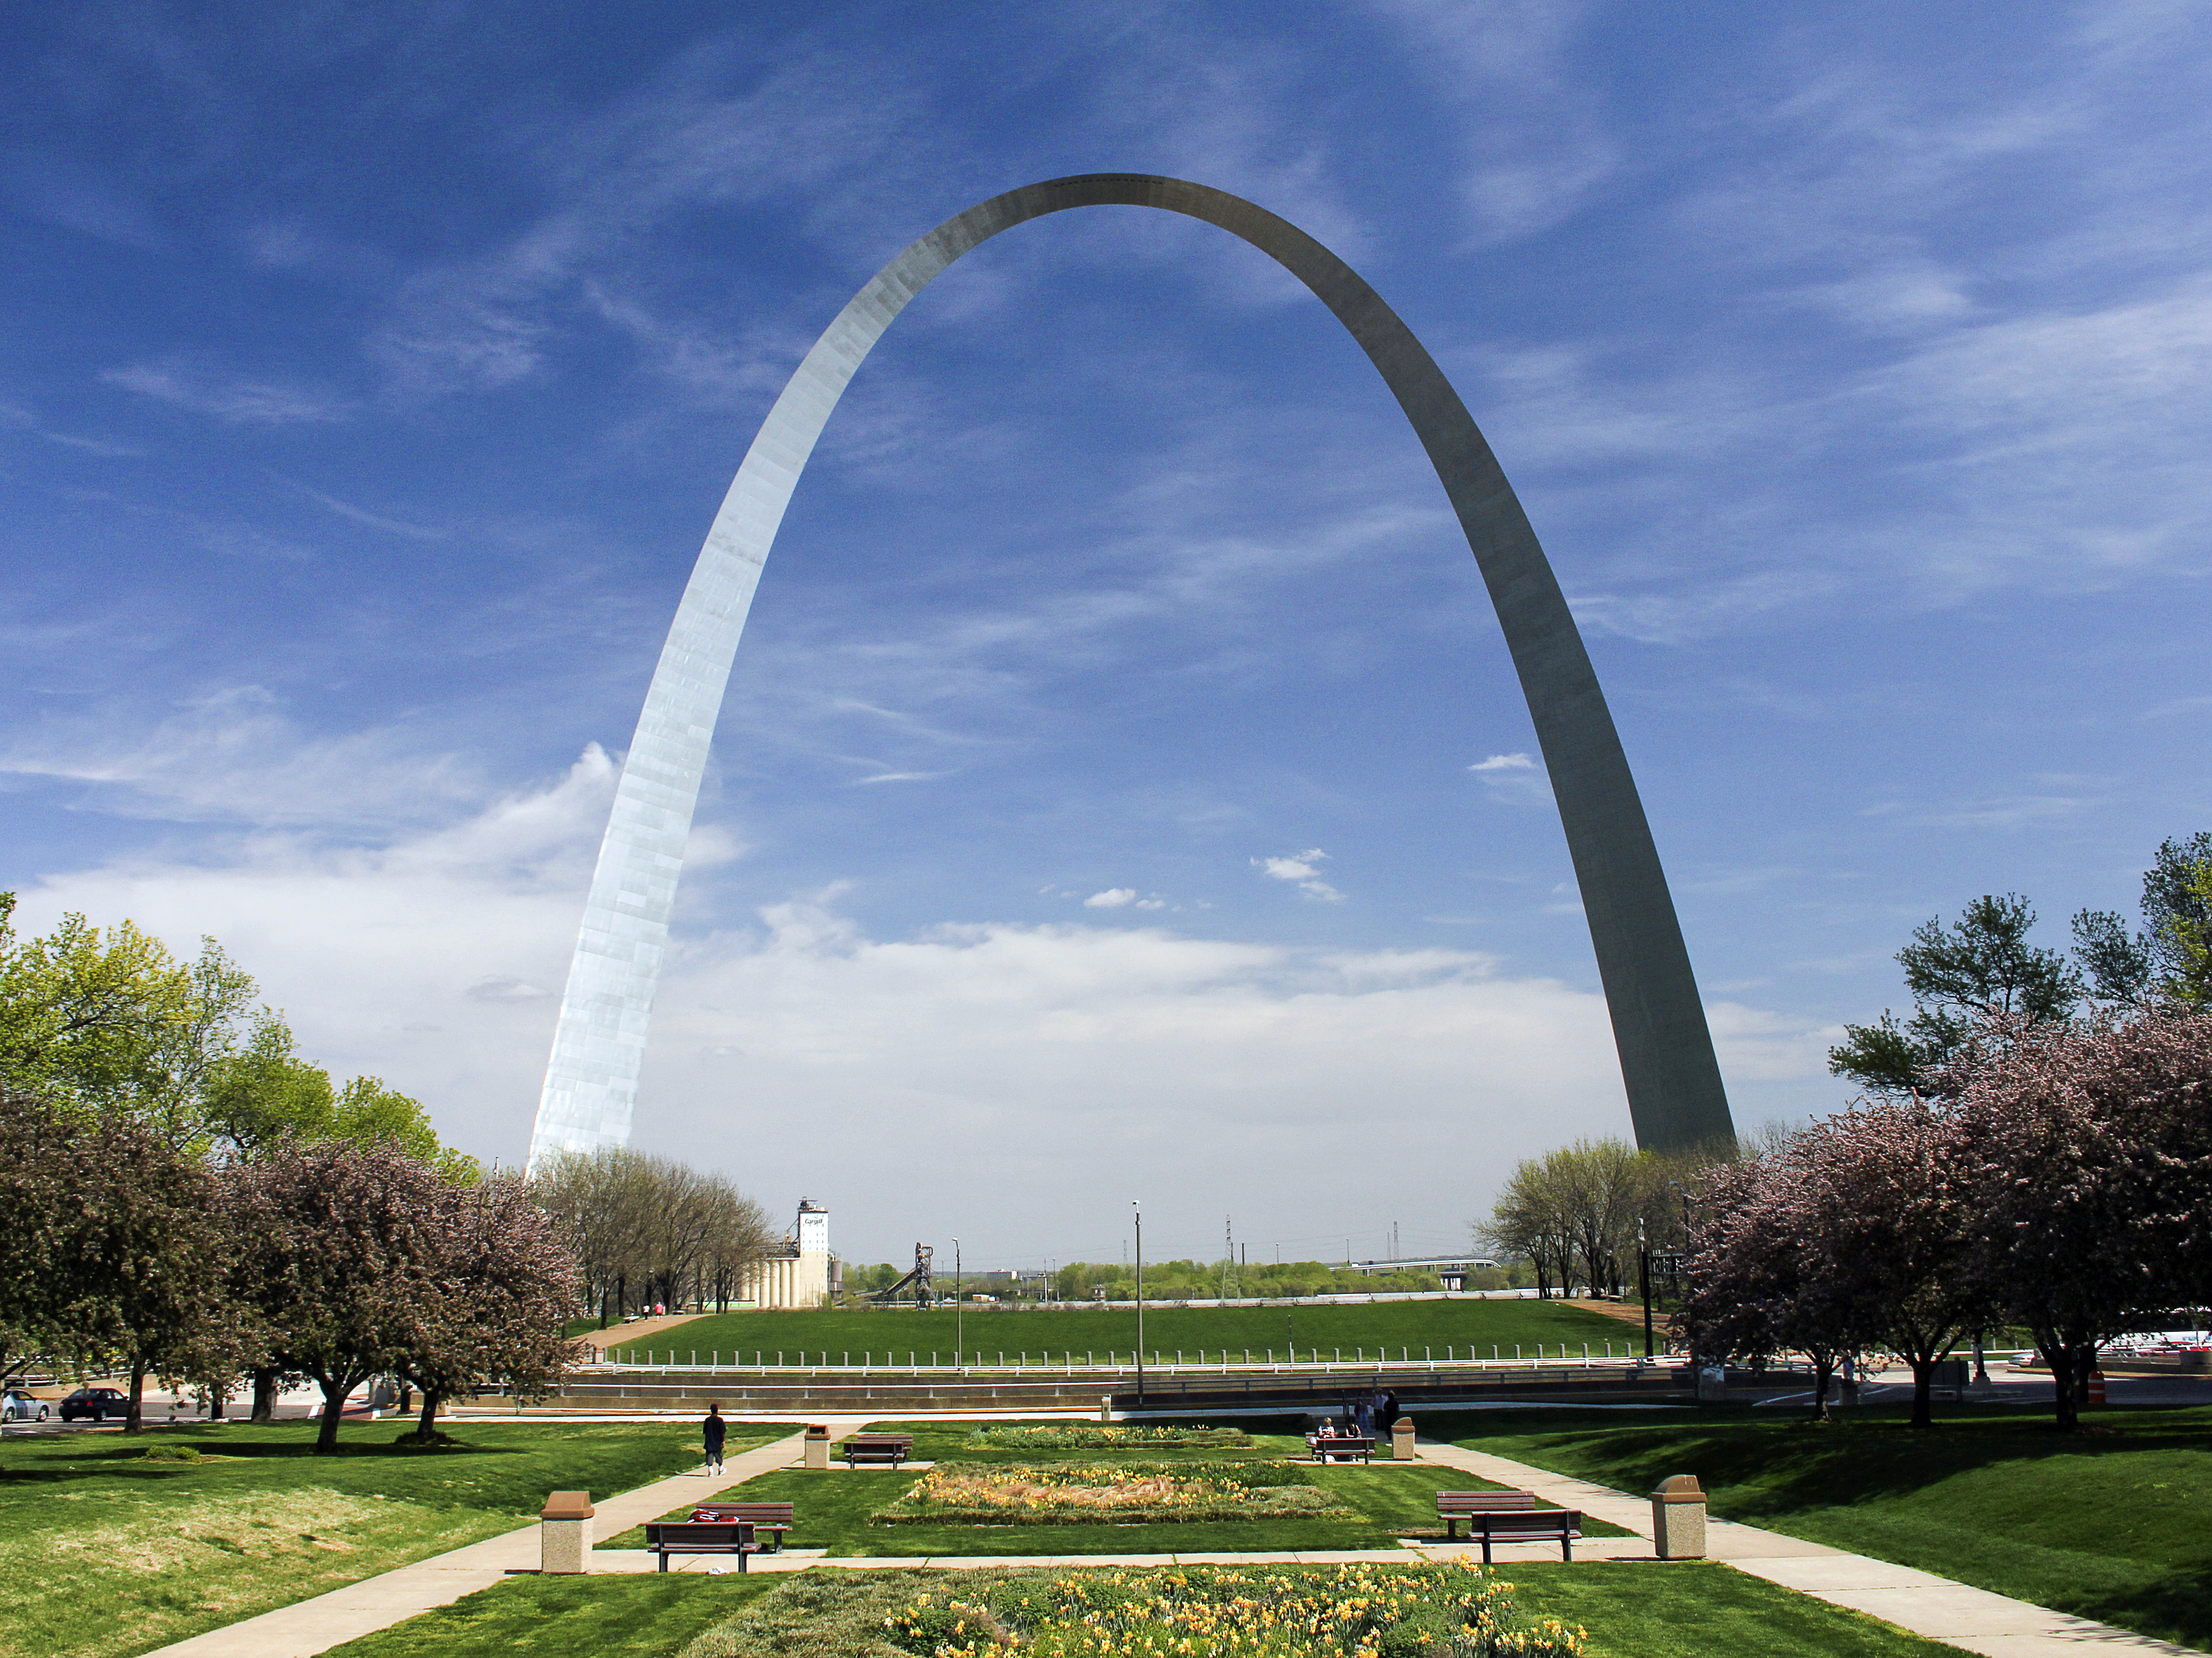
1433 1402 2212 1650
600 1420 1630 1554
318 1574 780 1657
0 1419 778 1658
325 1562 1975 1658
587 1299 1636 1366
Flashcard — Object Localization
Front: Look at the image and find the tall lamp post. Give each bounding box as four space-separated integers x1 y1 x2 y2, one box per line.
952 1237 962 1373
1638 1218 1653 1362
1132 1201 1145 1409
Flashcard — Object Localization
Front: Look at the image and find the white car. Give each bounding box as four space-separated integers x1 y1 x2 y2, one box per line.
1 1389 50 1422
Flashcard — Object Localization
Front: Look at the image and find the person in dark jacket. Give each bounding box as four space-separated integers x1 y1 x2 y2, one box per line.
703 1404 727 1474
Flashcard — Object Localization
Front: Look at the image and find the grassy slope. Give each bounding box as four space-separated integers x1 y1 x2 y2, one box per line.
1436 1403 2212 1651
321 1563 1975 1658
598 1299 1634 1364
600 1422 1630 1554
0 1420 774 1658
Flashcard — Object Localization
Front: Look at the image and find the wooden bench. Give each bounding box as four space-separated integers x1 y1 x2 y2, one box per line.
1435 1492 1581 1561
689 1502 794 1552
1306 1433 1375 1463
642 1520 761 1572
1437 1489 1536 1534
841 1433 914 1468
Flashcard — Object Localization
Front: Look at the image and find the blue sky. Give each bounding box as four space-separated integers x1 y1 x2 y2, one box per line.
6 1 2211 1268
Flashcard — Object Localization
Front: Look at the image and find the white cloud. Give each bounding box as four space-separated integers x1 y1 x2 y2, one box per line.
6 747 1833 1259
1362 0 1620 244
0 687 489 828
101 359 352 425
1084 888 1137 908
1469 752 1553 808
1252 848 1344 902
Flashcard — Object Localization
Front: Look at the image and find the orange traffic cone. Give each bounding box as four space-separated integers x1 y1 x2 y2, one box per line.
2087 1369 2107 1406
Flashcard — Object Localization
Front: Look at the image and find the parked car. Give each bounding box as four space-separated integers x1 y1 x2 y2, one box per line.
1 1390 49 1422
59 1387 128 1422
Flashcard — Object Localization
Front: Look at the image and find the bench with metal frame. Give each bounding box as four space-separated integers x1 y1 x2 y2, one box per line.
1435 1491 1581 1561
841 1433 914 1467
642 1519 761 1572
1305 1433 1375 1463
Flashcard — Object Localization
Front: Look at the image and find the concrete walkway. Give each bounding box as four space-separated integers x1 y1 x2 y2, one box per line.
1409 1440 2207 1657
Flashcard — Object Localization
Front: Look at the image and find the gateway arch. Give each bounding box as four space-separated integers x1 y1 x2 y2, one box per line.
525 173 1735 1170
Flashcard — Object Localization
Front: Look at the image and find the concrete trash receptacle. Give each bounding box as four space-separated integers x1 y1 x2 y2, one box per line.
804 1422 831 1470
1100 1394 1114 1423
540 1491 594 1574
1391 1416 1415 1459
1650 1474 1706 1559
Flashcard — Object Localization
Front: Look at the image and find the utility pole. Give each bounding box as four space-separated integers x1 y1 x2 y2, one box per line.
953 1237 962 1371
1222 1214 1234 1302
1132 1201 1145 1408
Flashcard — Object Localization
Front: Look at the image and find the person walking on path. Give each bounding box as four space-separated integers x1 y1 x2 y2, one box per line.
703 1404 726 1475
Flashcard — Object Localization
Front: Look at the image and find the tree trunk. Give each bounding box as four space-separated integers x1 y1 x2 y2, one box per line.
1908 1355 1935 1428
416 1389 443 1436
124 1360 146 1435
1810 1354 1836 1422
2037 1334 2078 1431
312 1375 352 1453
251 1366 278 1423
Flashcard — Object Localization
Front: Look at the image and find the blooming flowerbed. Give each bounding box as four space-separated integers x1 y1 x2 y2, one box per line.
965 1424 1255 1451
871 1462 1351 1526
882 1563 1587 1657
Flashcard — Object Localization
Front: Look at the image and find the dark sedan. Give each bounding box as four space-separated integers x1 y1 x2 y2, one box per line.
59 1387 128 1422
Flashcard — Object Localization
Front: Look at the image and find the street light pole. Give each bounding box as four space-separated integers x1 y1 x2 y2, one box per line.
1638 1218 1653 1362
953 1237 962 1371
1132 1201 1144 1409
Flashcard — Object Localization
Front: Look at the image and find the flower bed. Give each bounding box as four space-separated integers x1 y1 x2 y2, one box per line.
871 1461 1351 1526
881 1563 1587 1657
964 1424 1255 1451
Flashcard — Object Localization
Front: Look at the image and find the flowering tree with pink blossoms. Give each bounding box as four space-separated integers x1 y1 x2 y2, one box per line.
1686 1099 1991 1428
1683 1138 1871 1421
1944 1008 2212 1430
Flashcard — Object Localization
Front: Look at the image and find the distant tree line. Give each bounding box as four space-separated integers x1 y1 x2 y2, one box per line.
530 1146 776 1322
0 898 579 1449
1478 1138 1711 1300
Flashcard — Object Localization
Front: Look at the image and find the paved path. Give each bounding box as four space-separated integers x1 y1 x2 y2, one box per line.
1409 1440 2206 1657
575 1312 707 1356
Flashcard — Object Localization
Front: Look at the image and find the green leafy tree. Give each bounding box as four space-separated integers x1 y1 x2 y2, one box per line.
0 895 256 1143
2072 834 2212 1007
1829 894 2081 1096
207 1013 479 1180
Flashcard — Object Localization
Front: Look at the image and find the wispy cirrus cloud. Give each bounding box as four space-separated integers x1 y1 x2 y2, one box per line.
102 358 352 425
